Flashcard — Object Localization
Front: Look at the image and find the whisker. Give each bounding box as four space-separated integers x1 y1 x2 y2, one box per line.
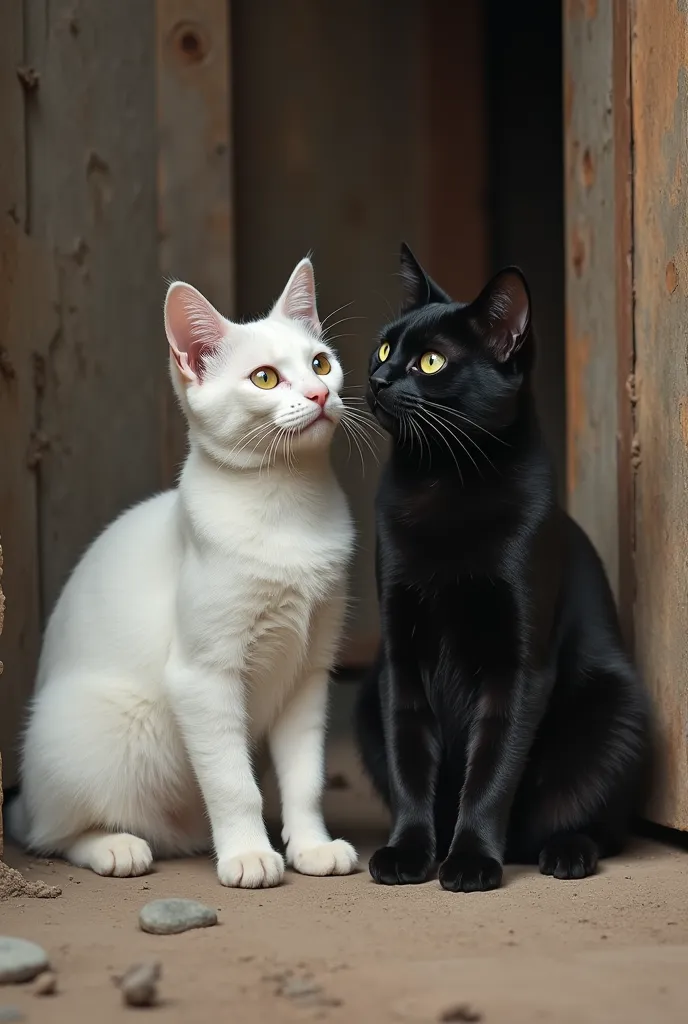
342 408 386 439
412 409 464 483
421 400 510 446
340 419 367 477
342 414 380 464
320 301 355 329
228 420 272 459
419 402 498 474
419 405 483 478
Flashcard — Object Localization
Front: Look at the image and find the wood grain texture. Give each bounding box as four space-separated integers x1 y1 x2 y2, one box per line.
23 0 165 614
632 0 688 830
156 0 234 485
564 0 620 595
0 1 50 786
613 0 635 648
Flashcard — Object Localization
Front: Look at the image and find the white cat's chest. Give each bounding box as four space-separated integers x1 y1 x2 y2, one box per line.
183 510 351 737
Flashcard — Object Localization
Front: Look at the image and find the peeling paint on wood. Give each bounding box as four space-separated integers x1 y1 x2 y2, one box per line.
632 0 688 830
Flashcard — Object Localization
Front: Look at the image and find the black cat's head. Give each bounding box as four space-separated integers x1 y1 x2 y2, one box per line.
367 244 533 445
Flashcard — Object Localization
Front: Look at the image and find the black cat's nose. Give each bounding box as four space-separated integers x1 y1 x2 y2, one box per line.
369 374 391 395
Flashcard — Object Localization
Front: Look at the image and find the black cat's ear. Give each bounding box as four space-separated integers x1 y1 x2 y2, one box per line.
468 267 531 363
399 242 452 312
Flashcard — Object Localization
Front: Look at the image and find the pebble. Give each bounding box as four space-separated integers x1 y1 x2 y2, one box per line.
0 937 50 984
118 962 161 1007
438 1005 483 1023
139 898 217 935
34 971 57 996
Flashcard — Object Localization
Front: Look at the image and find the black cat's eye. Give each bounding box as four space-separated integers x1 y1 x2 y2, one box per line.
418 351 447 375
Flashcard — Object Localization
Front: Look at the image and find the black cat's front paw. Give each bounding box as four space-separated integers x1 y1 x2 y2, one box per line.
539 833 599 880
369 845 434 885
439 852 503 893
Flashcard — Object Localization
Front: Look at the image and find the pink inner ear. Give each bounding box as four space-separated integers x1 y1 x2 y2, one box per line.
165 282 225 382
276 258 321 334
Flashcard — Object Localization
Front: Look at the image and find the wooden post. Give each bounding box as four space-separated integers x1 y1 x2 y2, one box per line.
566 0 688 829
564 0 630 603
631 0 688 830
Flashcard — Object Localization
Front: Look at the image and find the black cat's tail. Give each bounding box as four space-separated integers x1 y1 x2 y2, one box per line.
354 654 390 807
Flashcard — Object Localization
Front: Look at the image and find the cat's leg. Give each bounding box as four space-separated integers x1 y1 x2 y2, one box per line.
368 584 440 885
269 675 357 876
438 629 546 893
269 596 357 877
164 648 284 889
13 667 214 876
510 660 648 880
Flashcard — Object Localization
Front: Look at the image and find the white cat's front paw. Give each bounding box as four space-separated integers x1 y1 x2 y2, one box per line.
217 849 285 889
289 838 358 877
91 834 153 877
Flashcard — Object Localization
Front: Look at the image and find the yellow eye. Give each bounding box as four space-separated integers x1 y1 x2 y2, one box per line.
419 351 446 374
250 366 279 390
378 341 390 362
312 353 331 375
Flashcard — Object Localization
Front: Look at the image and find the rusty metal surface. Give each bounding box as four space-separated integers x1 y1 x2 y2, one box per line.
564 0 620 596
632 0 688 830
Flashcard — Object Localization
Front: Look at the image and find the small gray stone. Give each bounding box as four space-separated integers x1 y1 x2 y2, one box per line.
138 898 217 935
0 937 50 984
0 1009 24 1023
119 962 161 1007
33 971 57 996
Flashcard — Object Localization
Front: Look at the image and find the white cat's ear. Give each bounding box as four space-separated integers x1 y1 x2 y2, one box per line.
164 281 226 383
273 258 321 335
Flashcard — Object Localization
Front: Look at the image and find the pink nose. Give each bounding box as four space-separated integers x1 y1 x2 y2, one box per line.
306 387 328 408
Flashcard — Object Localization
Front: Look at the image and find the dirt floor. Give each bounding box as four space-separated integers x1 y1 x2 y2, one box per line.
3 735 688 1023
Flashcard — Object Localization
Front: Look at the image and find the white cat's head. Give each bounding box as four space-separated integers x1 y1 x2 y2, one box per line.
164 258 344 468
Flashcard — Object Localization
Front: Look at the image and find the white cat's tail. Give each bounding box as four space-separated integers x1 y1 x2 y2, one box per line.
4 793 29 847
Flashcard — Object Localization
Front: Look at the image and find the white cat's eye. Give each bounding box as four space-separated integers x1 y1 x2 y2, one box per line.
312 354 331 376
250 366 279 390
419 351 446 375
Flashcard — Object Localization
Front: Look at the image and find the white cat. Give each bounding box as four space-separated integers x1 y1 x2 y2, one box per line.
8 258 358 888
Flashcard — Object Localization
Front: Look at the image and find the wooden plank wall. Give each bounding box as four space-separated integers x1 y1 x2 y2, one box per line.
0 0 232 786
0 3 51 784
564 0 623 600
156 0 233 482
632 0 688 830
24 1 164 613
232 0 488 667
566 0 688 830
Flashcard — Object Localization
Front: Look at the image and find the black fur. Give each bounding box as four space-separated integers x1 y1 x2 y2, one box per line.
356 244 650 892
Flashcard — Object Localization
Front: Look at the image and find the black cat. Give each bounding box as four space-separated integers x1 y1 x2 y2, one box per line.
356 245 650 892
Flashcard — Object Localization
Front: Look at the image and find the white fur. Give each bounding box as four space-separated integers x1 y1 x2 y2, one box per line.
9 259 357 887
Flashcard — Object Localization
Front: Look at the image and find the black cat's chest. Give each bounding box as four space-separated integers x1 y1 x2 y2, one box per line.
378 468 519 580
408 575 522 709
